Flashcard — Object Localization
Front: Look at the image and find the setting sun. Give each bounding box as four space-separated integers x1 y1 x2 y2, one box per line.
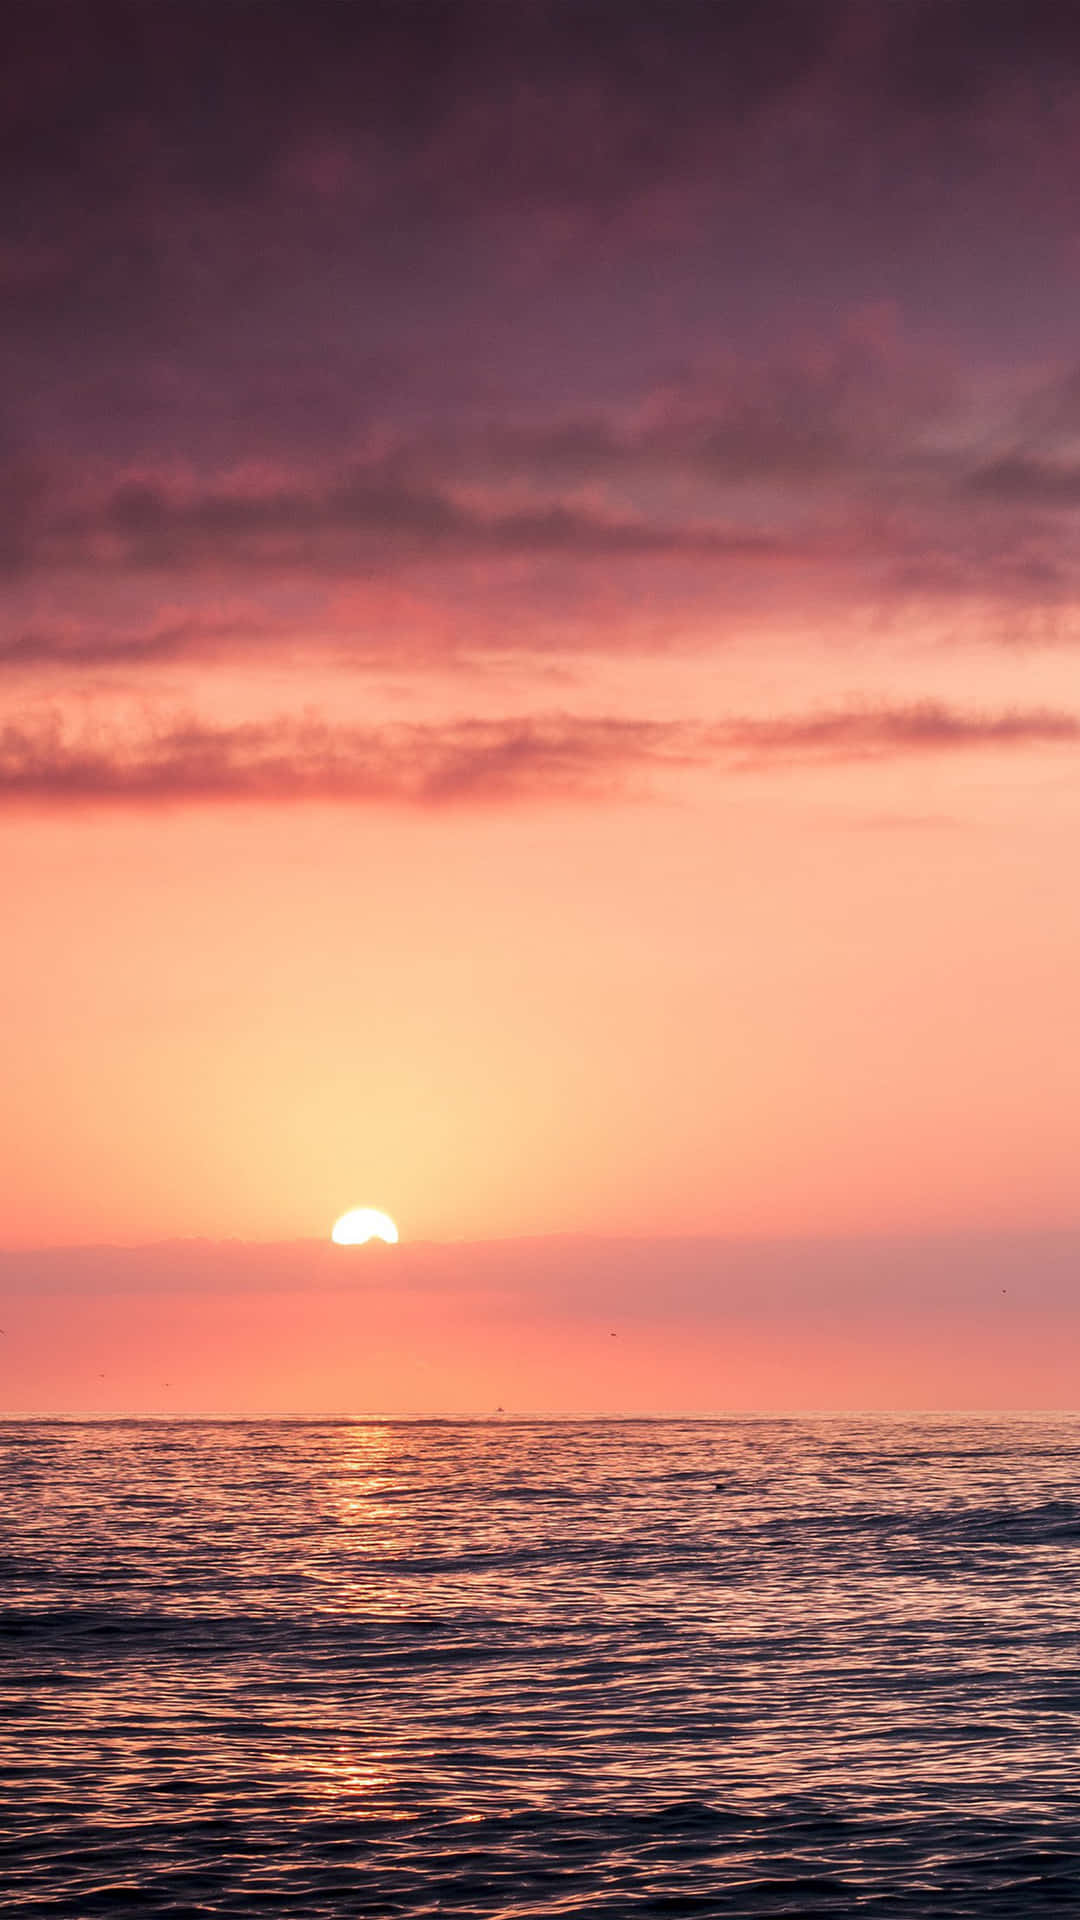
331 1207 399 1246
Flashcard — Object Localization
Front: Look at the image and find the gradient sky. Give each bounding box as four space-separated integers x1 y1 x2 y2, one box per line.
5 1 1080 1410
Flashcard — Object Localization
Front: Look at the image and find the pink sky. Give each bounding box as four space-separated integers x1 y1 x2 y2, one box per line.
6 1234 1080 1415
3 2 1080 1410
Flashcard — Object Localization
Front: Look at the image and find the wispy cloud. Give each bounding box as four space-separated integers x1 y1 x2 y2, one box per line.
2 701 1074 811
707 703 1080 763
0 712 693 809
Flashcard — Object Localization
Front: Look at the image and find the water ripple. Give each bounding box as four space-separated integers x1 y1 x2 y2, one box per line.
3 1415 1080 1914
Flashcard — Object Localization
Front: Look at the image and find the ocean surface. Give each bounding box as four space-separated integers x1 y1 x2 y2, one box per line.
3 1417 1080 1917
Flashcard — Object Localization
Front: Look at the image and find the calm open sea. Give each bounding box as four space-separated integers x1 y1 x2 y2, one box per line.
3 1416 1080 1916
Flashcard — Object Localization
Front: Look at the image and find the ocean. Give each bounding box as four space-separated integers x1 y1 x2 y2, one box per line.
3 1416 1079 1915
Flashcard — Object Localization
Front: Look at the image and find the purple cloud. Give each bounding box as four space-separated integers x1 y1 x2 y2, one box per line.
5 0 1080 729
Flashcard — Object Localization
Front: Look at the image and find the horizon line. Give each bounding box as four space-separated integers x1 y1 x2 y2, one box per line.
3 1408 1079 1422
7 1222 1080 1256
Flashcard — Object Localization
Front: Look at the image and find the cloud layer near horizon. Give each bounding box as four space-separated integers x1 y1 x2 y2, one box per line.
6 1228 1080 1313
5 1231 1079 1414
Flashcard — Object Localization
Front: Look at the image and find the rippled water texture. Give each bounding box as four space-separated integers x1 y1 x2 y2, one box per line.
4 1417 1080 1915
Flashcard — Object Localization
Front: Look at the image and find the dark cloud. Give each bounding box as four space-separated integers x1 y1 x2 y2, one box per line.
0 0 836 360
966 457 1080 507
0 334 1024 566
2 0 1078 366
0 458 782 587
4 2 1080 710
5 333 1080 685
96 470 777 566
2 701 1074 811
0 3 837 214
4 2 1078 217
881 0 1080 111
1 347 1076 638
424 344 956 489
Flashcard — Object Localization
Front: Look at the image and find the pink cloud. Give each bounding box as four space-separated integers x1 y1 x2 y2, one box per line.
0 701 1074 811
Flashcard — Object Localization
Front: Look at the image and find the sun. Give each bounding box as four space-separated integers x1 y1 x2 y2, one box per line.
331 1207 399 1246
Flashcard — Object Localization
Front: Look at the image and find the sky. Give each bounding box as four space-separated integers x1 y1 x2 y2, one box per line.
4 0 1080 1411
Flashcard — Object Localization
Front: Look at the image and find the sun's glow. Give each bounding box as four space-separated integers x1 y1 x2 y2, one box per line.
331 1207 399 1246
